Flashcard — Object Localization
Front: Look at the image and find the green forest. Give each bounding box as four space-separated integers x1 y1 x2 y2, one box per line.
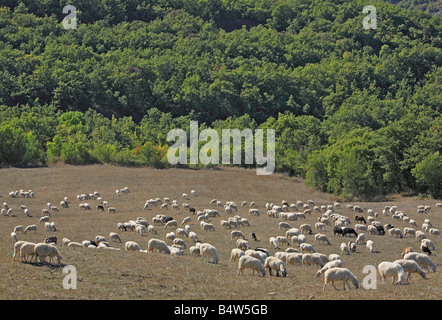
0 0 441 200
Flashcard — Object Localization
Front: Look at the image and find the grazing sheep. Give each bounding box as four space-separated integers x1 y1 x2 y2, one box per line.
231 230 246 240
316 260 344 277
378 261 407 285
340 242 351 255
300 224 313 235
302 253 324 268
322 268 359 291
164 220 178 229
393 259 426 282
404 227 416 238
366 240 374 253
34 243 62 265
125 241 142 252
300 243 316 253
355 233 366 245
230 248 245 262
109 232 122 243
314 234 330 245
389 228 404 238
237 239 251 250
403 252 436 273
199 243 219 264
173 238 186 249
108 207 117 214
421 239 435 250
285 252 303 266
148 239 170 254
20 242 38 263
238 255 266 277
68 242 84 248
264 256 287 277
23 224 37 233
190 246 201 257
429 228 440 237
12 241 27 260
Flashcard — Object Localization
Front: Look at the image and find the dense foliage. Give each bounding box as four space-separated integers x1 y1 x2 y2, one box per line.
0 0 441 200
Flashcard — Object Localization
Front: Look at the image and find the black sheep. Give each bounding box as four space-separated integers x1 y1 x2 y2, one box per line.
342 227 358 237
250 232 258 241
333 226 344 236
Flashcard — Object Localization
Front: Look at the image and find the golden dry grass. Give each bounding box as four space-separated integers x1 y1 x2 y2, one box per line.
0 164 441 300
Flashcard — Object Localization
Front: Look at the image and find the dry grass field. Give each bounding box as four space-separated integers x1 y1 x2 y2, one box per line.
0 165 440 300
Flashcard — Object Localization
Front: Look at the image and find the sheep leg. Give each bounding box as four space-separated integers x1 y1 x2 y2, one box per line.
331 281 338 290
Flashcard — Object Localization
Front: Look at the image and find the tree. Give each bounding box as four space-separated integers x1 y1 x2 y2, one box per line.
411 152 442 198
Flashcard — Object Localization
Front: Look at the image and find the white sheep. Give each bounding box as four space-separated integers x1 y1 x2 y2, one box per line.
393 259 426 282
68 242 84 248
316 259 343 277
389 228 404 238
199 243 219 264
148 239 170 254
245 249 267 264
302 253 324 268
190 246 201 257
355 233 366 245
231 230 245 240
269 236 279 249
322 267 359 291
285 252 303 266
35 243 62 265
230 248 245 262
340 242 351 255
125 241 142 252
300 243 316 253
314 234 330 245
109 232 122 243
19 242 37 263
236 239 251 250
366 240 374 253
403 252 436 273
378 261 407 285
429 228 440 237
164 220 178 229
238 255 266 277
12 241 27 260
264 256 287 277
173 238 187 249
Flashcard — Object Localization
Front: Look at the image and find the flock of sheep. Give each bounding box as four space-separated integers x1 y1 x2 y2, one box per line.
3 184 441 293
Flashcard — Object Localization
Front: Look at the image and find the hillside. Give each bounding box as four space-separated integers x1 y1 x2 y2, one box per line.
0 165 440 300
0 0 441 200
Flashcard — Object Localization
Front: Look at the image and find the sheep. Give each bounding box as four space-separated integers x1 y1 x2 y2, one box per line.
66 241 83 248
237 239 251 250
314 234 330 245
429 228 440 237
316 260 344 277
416 231 427 240
231 230 245 240
164 220 178 229
404 227 416 238
173 238 187 249
199 243 219 264
12 241 27 260
389 228 404 238
315 222 326 232
421 238 435 250
148 239 170 254
34 243 62 265
299 224 313 235
125 241 142 252
302 253 324 268
190 246 201 257
108 207 117 214
291 235 306 247
11 232 17 243
245 249 267 264
238 255 266 277
220 220 231 229
201 222 215 232
403 252 436 273
264 256 287 277
19 242 37 263
269 237 279 249
189 231 199 243
300 243 316 253
340 242 351 255
378 261 407 285
23 224 37 233
342 227 358 237
322 268 359 291
355 233 366 245
230 248 245 262
285 252 303 266
366 240 374 253
393 259 426 282
109 232 122 243
44 236 57 244
62 238 71 246
279 222 292 231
